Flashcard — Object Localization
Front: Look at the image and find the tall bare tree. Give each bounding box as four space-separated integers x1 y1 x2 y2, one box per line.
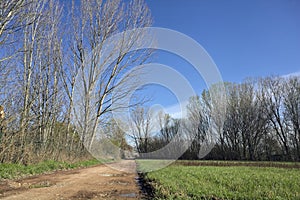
284 76 300 160
223 83 242 159
68 0 152 151
184 94 212 159
0 0 65 163
260 77 291 159
14 0 49 163
0 0 153 163
30 0 63 159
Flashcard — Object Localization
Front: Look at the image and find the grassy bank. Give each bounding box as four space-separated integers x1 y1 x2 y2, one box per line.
0 159 105 180
137 160 300 200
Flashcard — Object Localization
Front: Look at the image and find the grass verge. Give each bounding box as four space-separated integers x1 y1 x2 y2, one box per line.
137 160 300 200
0 159 106 180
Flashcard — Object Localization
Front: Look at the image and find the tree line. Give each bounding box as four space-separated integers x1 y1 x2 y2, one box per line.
1 0 299 164
131 76 300 161
0 0 152 164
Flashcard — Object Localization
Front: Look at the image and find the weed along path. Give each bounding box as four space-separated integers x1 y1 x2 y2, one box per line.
0 160 142 200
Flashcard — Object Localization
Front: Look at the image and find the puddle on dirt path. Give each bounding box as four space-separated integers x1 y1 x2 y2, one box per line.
99 173 126 177
119 193 137 198
99 173 113 177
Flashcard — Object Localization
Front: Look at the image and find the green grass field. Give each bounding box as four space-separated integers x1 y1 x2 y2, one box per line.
137 160 300 200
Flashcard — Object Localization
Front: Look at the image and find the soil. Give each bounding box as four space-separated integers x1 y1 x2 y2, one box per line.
0 160 144 200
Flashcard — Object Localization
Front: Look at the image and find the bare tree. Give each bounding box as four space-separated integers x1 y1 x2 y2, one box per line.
184 95 212 159
0 0 153 163
0 0 29 61
69 0 152 151
260 77 291 159
0 0 31 107
0 0 65 163
13 0 49 163
156 112 183 158
223 83 242 159
129 106 153 154
283 76 300 160
158 112 173 144
200 83 227 159
29 0 63 159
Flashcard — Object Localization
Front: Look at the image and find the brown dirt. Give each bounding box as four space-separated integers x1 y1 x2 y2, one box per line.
0 160 143 200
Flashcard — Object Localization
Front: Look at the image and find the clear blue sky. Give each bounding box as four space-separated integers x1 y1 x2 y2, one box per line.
141 0 300 112
146 0 300 80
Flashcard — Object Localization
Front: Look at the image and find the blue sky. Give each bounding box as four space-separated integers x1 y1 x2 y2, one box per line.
141 0 300 114
146 0 300 79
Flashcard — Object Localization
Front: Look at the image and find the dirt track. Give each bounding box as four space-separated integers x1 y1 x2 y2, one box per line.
0 160 142 200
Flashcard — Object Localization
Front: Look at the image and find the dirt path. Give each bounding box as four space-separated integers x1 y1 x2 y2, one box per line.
0 160 143 200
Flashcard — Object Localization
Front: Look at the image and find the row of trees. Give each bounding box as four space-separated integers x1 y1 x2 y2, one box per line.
131 76 300 161
210 76 299 161
0 0 152 164
1 0 298 164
